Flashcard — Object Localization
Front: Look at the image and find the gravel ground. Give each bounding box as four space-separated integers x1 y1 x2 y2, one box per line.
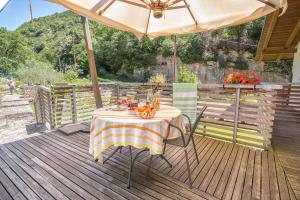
0 94 45 145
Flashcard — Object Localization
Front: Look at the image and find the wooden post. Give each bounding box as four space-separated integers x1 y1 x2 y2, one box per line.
47 90 53 129
233 88 241 143
81 16 103 108
72 85 78 123
173 35 177 83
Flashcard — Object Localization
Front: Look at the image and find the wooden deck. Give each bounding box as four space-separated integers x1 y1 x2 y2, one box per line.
273 120 300 199
0 131 296 200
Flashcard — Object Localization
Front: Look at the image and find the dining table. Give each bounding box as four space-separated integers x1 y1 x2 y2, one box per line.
89 105 186 188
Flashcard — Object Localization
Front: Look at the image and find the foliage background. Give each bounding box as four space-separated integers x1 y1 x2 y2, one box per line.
0 11 292 83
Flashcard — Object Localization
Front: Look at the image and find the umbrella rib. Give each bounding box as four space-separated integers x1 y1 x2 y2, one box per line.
91 0 111 12
138 0 150 7
166 0 182 8
145 9 151 34
98 0 116 15
168 5 188 10
117 0 148 8
183 0 197 25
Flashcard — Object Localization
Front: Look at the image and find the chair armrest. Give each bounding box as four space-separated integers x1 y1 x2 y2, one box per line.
166 123 186 146
182 114 192 132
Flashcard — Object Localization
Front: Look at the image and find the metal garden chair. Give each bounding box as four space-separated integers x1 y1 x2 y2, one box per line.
162 106 207 188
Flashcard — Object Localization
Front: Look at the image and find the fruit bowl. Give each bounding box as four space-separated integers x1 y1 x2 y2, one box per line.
135 105 156 119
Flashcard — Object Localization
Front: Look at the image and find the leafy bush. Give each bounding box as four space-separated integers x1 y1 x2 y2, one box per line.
64 69 79 82
148 74 166 84
177 67 199 83
234 56 249 70
16 60 63 85
177 34 204 64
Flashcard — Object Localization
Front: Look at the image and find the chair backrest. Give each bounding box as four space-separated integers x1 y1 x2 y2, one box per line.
173 83 198 123
187 106 207 145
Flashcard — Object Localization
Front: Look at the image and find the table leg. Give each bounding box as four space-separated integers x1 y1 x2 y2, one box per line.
103 146 122 164
127 148 149 188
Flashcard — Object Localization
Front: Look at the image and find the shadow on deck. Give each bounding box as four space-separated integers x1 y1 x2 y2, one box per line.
273 120 300 199
0 131 296 200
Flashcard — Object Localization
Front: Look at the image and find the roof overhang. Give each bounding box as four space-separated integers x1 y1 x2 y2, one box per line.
256 0 300 61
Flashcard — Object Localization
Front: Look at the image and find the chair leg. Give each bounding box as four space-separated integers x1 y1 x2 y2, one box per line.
147 155 153 177
163 141 167 154
191 137 199 164
184 148 193 189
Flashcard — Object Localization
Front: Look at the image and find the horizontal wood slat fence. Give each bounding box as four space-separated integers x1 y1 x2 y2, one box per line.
33 82 300 149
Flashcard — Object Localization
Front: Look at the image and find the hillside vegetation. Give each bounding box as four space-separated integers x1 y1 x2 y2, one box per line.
0 11 289 83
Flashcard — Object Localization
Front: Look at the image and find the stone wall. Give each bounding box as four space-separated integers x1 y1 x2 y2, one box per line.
132 55 290 83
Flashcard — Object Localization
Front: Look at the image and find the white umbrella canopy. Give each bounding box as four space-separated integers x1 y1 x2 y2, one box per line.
50 0 287 38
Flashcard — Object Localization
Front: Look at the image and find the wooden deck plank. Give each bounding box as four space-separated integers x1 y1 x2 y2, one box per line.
160 137 203 175
222 147 246 200
65 133 216 200
171 137 210 179
214 145 243 199
206 144 237 195
0 167 26 200
40 134 166 198
7 142 85 200
28 136 140 200
273 121 300 199
274 155 291 200
241 149 255 200
0 130 297 200
231 148 249 200
0 178 13 200
0 146 68 200
268 150 280 200
44 132 205 200
184 139 218 183
192 142 227 188
30 135 163 200
0 156 41 200
261 151 270 200
252 151 262 200
16 140 107 200
199 143 232 191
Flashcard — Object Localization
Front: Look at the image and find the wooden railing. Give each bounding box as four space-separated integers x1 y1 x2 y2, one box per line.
274 83 300 123
34 82 294 149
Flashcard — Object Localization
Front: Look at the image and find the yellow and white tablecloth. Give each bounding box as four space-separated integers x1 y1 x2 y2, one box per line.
89 105 185 159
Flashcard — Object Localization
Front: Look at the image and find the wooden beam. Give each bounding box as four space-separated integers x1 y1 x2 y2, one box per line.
263 47 296 54
285 19 300 48
91 0 111 12
81 17 103 108
255 10 279 61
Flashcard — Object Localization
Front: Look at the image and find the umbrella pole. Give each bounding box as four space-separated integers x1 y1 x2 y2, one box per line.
81 17 103 108
173 35 177 83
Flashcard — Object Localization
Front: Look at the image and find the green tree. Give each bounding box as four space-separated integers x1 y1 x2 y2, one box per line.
16 60 63 84
0 28 35 75
177 34 204 64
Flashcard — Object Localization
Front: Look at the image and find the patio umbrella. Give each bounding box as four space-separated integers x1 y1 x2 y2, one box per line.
50 0 287 39
50 0 287 108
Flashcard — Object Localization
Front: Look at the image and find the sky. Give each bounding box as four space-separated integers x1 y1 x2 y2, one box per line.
0 0 66 30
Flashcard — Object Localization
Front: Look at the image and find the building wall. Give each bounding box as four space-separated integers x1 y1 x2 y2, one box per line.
292 42 300 82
